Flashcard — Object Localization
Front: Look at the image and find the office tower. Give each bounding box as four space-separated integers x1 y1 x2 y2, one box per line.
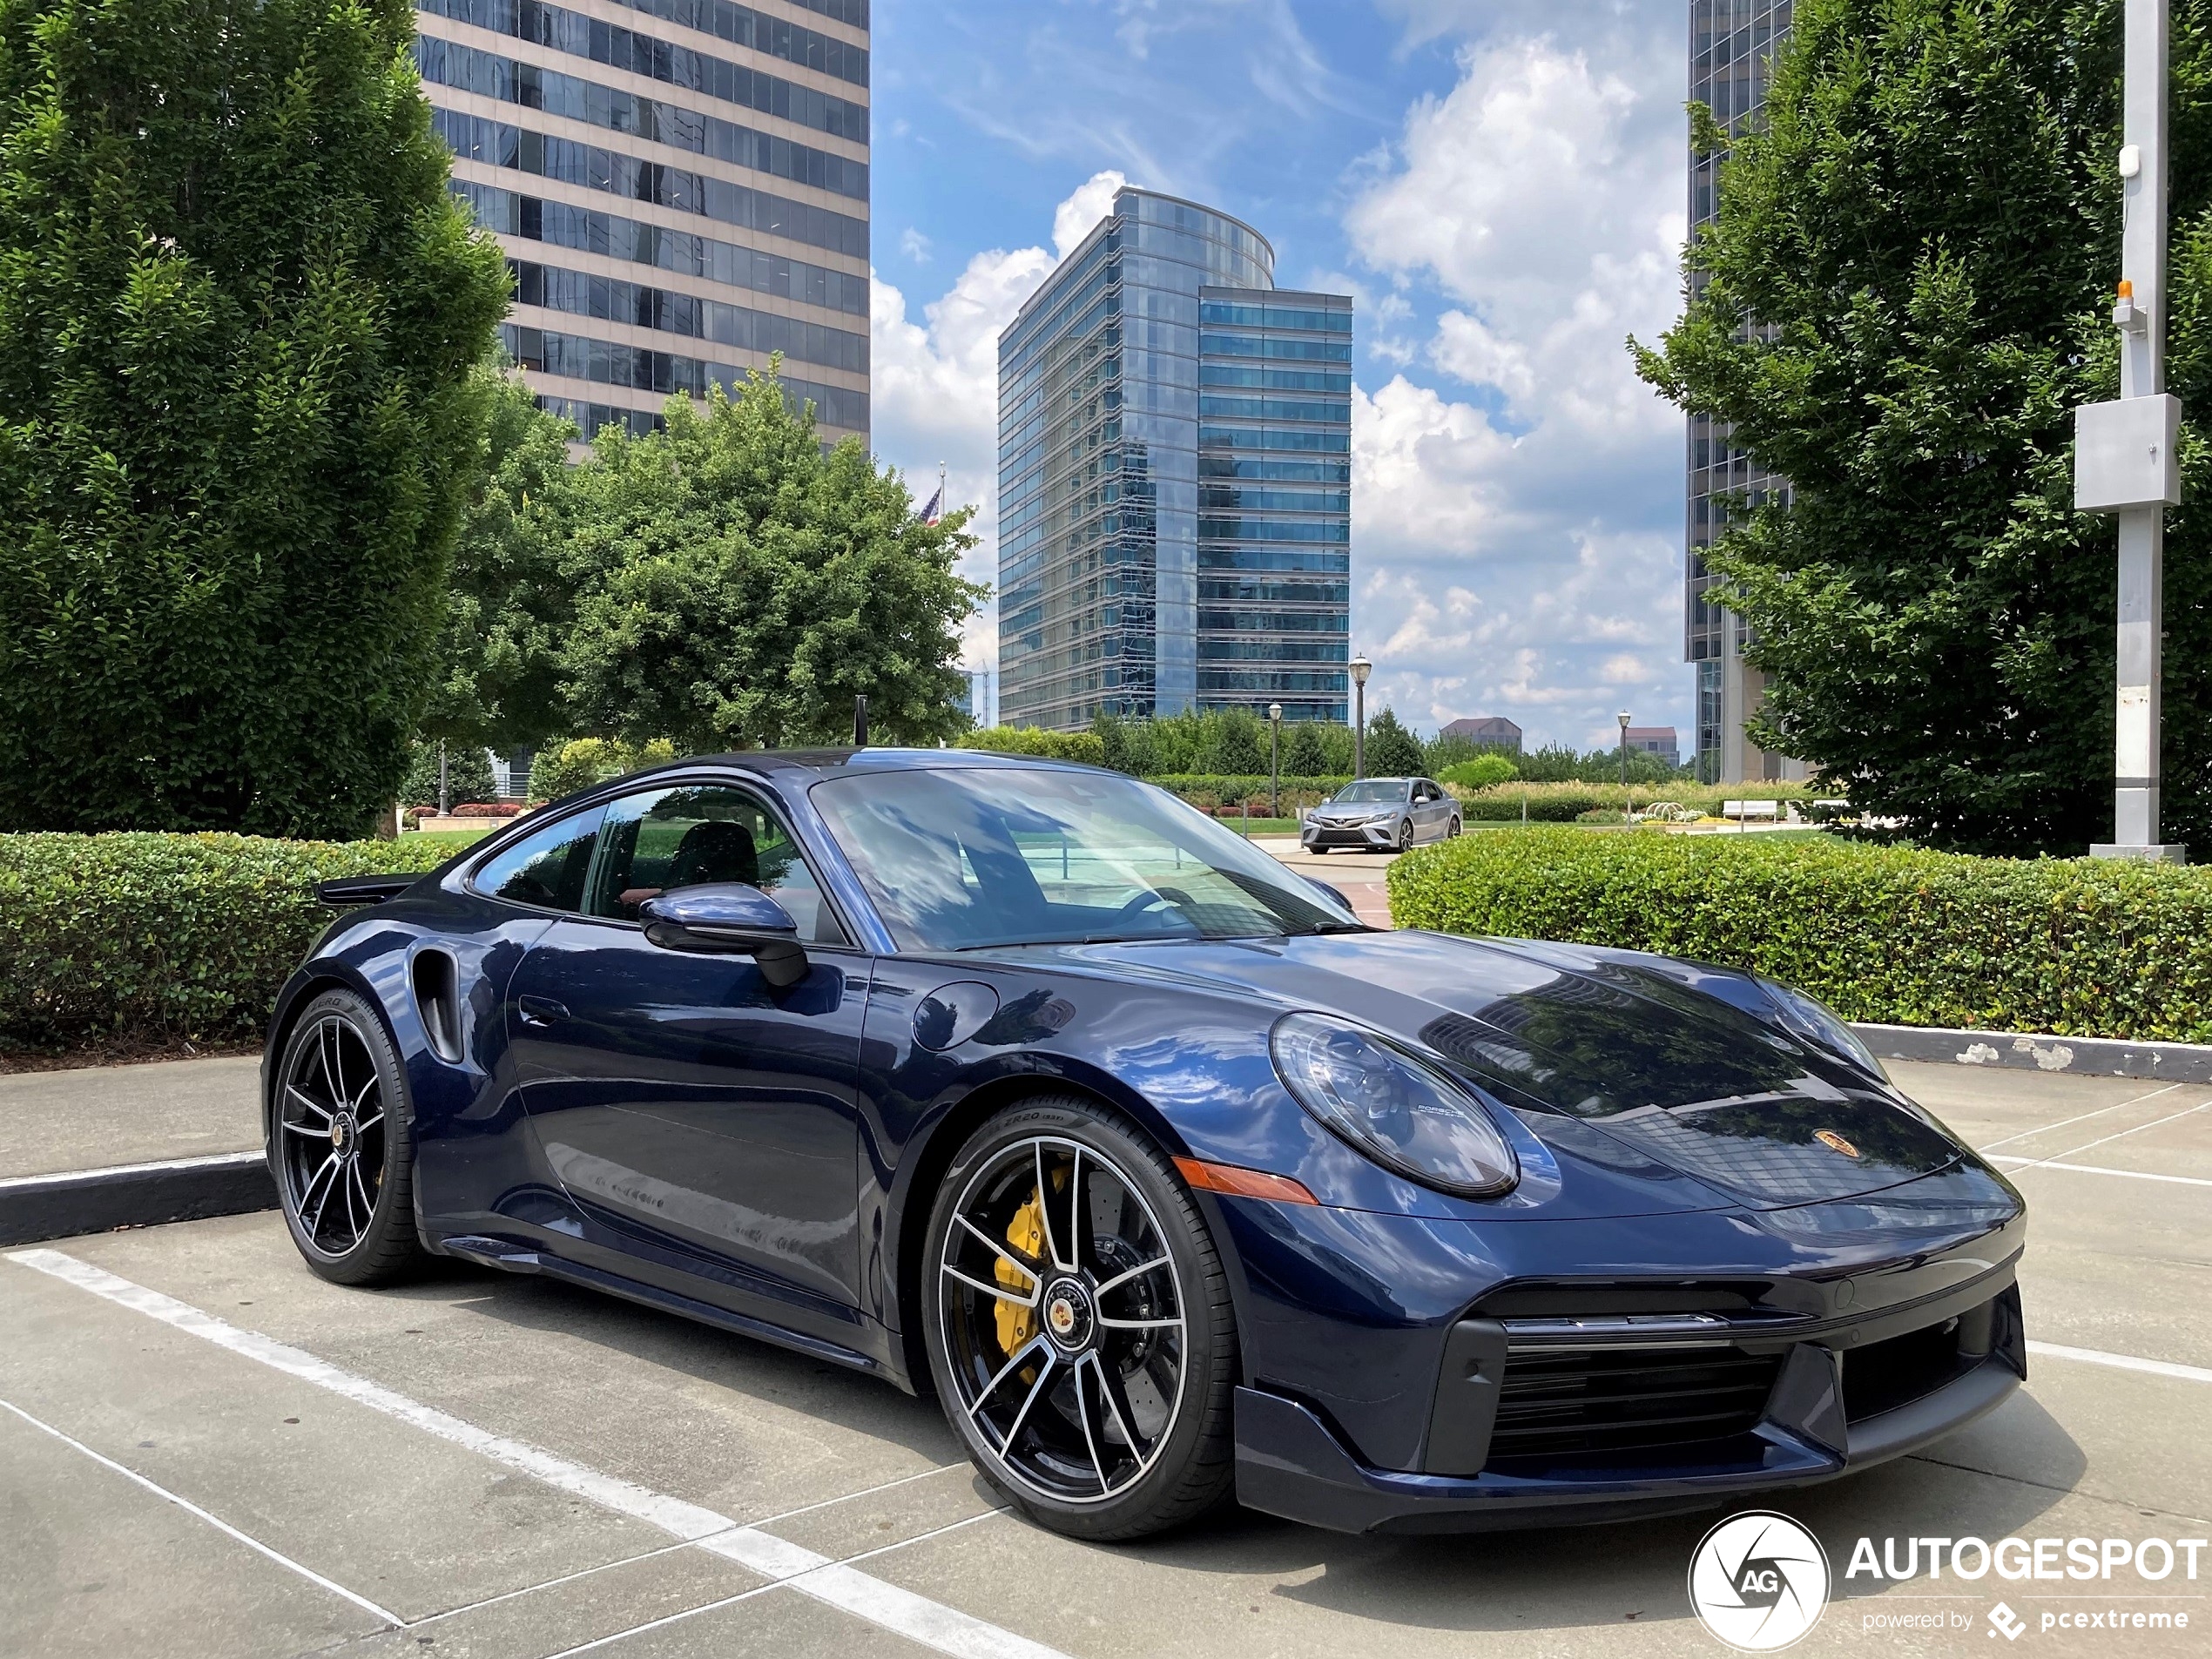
415 0 870 447
998 187 1351 731
1687 1 1804 782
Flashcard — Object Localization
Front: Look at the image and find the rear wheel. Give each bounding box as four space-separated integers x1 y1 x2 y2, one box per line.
273 988 426 1285
921 1098 1238 1540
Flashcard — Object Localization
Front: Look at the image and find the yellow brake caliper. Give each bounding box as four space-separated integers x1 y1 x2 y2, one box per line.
995 1190 1044 1354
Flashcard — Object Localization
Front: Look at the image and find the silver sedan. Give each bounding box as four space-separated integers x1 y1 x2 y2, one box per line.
1299 776 1462 853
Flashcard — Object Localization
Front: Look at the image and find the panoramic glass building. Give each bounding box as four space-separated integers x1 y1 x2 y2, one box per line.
1687 0 1804 782
998 188 1351 732
415 0 871 448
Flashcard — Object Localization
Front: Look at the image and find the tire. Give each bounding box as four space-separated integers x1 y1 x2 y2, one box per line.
1392 819 1413 853
1447 814 1462 839
1307 845 1329 855
272 988 427 1286
921 1097 1239 1541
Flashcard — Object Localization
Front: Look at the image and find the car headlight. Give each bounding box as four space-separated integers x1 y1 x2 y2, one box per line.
1270 1012 1519 1197
1758 979 1885 1077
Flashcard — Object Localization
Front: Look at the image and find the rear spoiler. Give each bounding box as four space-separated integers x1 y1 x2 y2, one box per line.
316 873 421 908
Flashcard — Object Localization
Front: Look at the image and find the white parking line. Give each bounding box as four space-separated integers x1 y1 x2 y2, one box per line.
2028 1341 2212 1386
0 1395 405 1627
1999 1097 2212 1174
1973 1082 2186 1152
1986 1156 2212 1189
6 1248 1069 1659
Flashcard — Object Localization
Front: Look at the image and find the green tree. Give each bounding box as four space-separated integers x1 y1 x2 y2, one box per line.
419 368 580 755
1362 706 1427 777
1635 0 2212 853
1285 720 1331 778
1208 709 1267 774
400 738 496 808
557 371 984 752
0 0 509 836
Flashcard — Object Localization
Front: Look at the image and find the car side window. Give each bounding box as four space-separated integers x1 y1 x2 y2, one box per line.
470 806 606 914
588 785 846 946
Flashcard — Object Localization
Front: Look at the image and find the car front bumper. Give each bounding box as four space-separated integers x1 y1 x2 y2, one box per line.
1202 1165 2028 1534
1302 819 1395 848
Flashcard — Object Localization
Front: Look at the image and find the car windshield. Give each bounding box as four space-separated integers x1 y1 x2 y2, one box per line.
1332 780 1407 803
810 766 1362 951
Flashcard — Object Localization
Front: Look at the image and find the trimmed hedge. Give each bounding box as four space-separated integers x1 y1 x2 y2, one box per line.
1143 773 1351 800
956 727 1106 765
1386 827 2212 1042
0 833 456 1049
1451 780 1814 821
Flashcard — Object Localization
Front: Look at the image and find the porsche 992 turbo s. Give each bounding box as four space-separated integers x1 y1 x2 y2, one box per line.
269 750 2026 1540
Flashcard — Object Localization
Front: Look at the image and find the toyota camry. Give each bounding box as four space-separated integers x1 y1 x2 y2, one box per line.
271 748 2026 1540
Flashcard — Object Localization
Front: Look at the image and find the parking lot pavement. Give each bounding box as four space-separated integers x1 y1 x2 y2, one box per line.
3 1059 2207 1659
0 1055 260 1180
1253 835 1400 927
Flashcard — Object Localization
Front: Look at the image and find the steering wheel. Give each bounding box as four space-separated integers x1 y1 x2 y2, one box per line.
1116 886 1196 925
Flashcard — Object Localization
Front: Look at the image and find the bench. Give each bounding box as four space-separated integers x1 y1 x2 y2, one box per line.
1721 799 1780 822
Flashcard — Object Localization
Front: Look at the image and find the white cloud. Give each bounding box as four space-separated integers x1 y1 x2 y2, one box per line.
1340 22 1691 751
898 227 933 263
871 172 1130 673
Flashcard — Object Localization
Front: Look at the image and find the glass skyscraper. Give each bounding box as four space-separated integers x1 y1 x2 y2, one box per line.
998 188 1351 731
414 0 870 448
1687 1 1804 782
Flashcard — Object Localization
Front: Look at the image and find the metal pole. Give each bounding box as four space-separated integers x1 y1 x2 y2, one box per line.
1268 704 1282 819
853 693 868 747
2096 0 2179 860
1353 681 1365 780
438 740 448 817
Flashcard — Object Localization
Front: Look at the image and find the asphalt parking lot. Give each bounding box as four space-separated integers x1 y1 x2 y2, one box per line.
2 1060 2207 1659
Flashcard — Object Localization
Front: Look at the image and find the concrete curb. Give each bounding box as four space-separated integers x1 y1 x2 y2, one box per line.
1851 1022 2212 1085
0 1150 275 1247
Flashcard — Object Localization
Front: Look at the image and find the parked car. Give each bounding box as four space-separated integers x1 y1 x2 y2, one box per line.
273 750 2026 1541
1300 775 1461 853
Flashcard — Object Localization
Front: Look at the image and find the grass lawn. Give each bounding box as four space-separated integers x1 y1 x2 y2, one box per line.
399 827 494 851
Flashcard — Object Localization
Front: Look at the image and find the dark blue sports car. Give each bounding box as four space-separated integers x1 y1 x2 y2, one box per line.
270 749 2027 1539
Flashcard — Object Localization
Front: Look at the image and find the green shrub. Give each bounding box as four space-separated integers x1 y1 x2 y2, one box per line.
1144 773 1351 804
528 737 678 803
400 740 497 809
956 726 1107 765
1441 754 1519 789
1450 779 1811 821
1386 827 2212 1042
0 833 457 1049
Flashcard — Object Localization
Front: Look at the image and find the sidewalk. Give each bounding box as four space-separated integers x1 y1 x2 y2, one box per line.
0 1055 270 1244
1251 833 1399 927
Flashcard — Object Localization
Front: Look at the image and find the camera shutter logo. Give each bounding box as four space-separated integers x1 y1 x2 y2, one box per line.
1687 1511 1831 1651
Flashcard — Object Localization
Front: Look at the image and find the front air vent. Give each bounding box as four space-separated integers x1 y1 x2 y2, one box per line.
1485 1345 1784 1466
412 948 463 1063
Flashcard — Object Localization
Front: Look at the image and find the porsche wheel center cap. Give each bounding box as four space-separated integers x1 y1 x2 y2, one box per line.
330 1114 354 1157
1043 1278 1093 1351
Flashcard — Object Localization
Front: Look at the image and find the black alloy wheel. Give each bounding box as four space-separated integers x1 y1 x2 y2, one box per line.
1447 813 1463 838
1393 818 1413 853
923 1098 1238 1540
273 988 426 1285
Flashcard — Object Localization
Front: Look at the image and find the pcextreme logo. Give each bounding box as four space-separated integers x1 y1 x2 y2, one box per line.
1688 1511 1832 1651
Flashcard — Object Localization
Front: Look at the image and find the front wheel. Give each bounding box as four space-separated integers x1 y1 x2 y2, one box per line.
921 1098 1239 1540
1393 819 1413 853
273 988 427 1285
1447 814 1463 839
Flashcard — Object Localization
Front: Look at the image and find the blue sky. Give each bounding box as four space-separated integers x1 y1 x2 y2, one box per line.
865 1 1689 751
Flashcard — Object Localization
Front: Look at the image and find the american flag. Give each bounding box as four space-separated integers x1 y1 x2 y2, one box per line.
919 483 943 525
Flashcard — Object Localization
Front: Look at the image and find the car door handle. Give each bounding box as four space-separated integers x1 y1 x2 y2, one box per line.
516 995 569 1027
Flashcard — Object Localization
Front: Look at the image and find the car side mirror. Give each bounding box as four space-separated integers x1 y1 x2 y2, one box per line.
638 883 809 988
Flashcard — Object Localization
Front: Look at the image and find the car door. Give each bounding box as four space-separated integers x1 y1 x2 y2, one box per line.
506 780 871 1322
1415 779 1447 840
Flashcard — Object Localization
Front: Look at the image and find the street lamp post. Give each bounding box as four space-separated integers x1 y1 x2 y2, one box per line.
1350 655 1372 779
2080 0 2186 861
1618 711 1631 790
1268 703 1283 819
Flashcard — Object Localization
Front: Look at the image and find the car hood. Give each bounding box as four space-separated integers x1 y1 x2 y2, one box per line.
998 929 1965 1210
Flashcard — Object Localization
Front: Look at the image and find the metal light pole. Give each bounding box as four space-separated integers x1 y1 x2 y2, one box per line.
1268 702 1283 819
1618 711 1632 789
2080 0 2185 861
1350 655 1372 779
437 740 448 817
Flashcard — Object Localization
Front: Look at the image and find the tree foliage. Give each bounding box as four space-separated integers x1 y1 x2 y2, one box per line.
1361 706 1428 778
418 368 578 753
1091 709 1353 778
1635 0 2212 853
553 372 982 753
0 0 509 836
